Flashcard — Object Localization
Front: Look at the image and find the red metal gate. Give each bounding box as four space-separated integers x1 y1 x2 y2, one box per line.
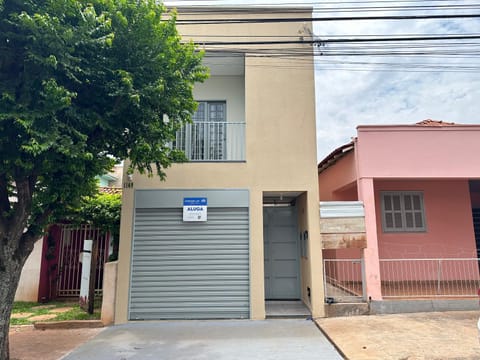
56 224 110 298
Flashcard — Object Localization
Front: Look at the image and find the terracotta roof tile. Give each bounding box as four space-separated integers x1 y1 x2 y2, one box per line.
416 119 456 126
318 140 355 173
99 187 122 195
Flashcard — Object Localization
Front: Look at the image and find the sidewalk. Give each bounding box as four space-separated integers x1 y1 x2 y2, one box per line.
9 326 103 360
9 310 480 359
316 310 480 359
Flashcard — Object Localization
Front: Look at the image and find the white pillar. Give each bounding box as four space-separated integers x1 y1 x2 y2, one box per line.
79 239 93 306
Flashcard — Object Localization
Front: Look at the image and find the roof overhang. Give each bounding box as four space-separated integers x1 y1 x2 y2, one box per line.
318 141 355 174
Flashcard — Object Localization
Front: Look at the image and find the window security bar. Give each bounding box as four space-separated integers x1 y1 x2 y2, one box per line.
175 121 245 161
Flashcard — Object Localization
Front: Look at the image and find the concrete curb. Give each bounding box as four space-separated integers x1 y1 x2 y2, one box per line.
323 299 479 317
370 299 479 314
313 319 348 360
34 320 104 330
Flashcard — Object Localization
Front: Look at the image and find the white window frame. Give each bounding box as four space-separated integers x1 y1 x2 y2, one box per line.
381 191 427 233
175 101 227 161
191 101 227 161
174 100 246 162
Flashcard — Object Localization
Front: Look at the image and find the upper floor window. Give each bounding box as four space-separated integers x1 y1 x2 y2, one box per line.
175 101 245 161
381 191 426 232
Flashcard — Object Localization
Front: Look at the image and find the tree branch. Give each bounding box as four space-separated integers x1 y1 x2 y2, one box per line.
27 206 53 236
17 231 40 262
16 203 53 262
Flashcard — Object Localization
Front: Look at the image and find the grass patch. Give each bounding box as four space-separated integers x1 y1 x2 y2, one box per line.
54 306 100 322
11 300 101 325
10 317 32 326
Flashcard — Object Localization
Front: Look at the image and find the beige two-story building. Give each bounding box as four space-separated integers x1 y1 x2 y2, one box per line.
114 6 324 323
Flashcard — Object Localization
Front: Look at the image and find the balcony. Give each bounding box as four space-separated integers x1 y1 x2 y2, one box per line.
174 121 245 162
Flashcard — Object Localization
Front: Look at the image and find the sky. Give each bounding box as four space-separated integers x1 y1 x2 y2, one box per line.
167 1 480 161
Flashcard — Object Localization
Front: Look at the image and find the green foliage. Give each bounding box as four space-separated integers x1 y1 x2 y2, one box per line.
0 0 208 241
66 192 121 260
68 193 121 234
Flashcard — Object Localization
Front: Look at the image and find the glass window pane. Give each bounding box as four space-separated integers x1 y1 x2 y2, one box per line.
404 195 412 210
384 195 392 211
413 195 422 210
405 212 414 228
414 212 423 228
193 102 206 122
209 103 225 122
385 213 394 228
394 213 403 228
392 196 401 210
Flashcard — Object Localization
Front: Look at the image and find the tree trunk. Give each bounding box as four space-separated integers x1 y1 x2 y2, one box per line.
0 240 30 360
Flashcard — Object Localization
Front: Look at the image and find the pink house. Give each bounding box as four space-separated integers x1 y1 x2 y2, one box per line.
318 120 480 301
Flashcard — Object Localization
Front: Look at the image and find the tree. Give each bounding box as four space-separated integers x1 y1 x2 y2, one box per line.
0 0 207 357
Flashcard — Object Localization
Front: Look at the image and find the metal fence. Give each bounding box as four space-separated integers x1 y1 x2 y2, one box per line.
323 258 364 302
324 257 480 301
57 224 110 297
380 258 480 298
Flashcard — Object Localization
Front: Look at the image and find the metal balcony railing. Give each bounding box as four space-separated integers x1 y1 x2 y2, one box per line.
174 121 245 161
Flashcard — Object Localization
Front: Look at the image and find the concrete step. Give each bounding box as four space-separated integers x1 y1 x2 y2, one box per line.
324 303 370 317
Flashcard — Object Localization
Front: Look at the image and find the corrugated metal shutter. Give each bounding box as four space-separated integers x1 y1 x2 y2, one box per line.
320 201 365 218
129 207 250 320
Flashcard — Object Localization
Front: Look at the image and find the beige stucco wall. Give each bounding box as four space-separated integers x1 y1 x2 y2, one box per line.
297 192 324 317
193 75 245 123
101 261 118 325
15 237 43 302
115 7 323 323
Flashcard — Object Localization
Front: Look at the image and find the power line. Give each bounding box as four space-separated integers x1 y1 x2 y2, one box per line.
176 13 480 24
188 34 480 46
174 4 480 14
169 2 480 73
170 0 473 3
169 0 480 8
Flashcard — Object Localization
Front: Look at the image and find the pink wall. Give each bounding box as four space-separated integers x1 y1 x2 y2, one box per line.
375 179 476 259
471 191 480 208
323 249 363 282
356 126 480 179
318 151 357 200
323 248 362 259
374 179 478 282
334 184 358 201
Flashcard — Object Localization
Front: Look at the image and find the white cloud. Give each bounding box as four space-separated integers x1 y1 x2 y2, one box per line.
168 0 480 161
314 2 480 160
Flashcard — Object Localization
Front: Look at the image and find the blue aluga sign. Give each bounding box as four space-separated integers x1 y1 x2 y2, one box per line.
183 197 208 222
183 197 208 206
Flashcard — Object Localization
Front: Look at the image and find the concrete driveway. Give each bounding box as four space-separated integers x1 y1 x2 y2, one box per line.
62 319 343 360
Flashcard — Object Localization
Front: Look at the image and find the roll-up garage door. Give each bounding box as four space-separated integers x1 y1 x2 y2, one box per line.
129 198 250 320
